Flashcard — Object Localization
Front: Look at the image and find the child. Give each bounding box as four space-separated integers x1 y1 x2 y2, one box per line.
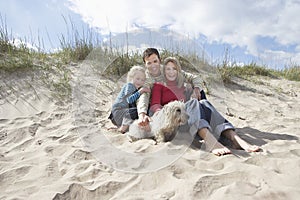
108 65 150 133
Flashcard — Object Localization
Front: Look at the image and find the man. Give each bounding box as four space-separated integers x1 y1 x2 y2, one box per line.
137 47 206 126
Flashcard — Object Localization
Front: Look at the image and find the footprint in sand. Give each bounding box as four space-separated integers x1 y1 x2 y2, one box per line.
28 123 40 136
290 149 300 157
170 165 184 179
35 111 49 119
0 166 32 190
46 159 61 177
53 178 134 200
0 130 7 140
64 149 94 164
58 134 78 144
158 191 176 199
193 172 258 198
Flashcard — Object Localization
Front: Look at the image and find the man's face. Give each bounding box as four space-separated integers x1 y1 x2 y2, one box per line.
144 54 161 77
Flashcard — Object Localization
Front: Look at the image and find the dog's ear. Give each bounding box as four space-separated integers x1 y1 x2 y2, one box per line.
158 106 170 130
163 105 171 116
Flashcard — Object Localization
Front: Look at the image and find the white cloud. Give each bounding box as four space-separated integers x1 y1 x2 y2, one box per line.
66 0 300 66
260 49 300 68
10 39 38 51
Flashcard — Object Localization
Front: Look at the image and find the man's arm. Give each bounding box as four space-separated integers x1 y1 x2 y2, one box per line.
182 70 205 100
137 92 151 126
137 92 150 115
136 77 154 126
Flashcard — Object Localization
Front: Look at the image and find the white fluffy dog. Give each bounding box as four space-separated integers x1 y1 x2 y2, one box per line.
127 100 189 143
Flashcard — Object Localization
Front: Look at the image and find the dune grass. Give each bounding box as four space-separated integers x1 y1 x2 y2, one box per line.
217 62 300 83
281 66 300 81
0 17 71 100
1 16 299 101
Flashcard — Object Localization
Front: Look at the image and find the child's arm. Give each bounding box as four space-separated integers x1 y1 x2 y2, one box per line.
126 87 150 104
126 90 140 104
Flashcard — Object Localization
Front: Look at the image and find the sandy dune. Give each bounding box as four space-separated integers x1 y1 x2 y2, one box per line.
1 62 299 200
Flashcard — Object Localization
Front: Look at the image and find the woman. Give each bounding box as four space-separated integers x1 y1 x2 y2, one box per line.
150 57 260 156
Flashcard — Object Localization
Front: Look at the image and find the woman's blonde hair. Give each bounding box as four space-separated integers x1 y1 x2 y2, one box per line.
163 57 184 88
127 65 146 83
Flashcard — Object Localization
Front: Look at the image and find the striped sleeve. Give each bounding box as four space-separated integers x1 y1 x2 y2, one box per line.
126 90 141 104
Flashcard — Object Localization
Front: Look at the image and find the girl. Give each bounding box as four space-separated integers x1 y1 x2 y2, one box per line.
150 57 260 156
109 65 150 133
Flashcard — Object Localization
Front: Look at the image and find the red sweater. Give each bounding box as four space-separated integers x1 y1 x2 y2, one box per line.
150 80 186 113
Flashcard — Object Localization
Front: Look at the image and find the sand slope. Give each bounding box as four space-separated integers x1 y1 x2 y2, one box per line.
1 63 299 200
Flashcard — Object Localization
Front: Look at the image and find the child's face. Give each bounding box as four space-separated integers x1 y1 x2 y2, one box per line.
132 71 146 89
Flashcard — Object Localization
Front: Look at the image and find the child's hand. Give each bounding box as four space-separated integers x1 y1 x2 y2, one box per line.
139 87 151 94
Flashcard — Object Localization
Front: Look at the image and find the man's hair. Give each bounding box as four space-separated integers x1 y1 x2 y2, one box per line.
142 48 161 63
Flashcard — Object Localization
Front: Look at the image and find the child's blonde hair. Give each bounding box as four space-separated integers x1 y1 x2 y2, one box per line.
127 65 146 83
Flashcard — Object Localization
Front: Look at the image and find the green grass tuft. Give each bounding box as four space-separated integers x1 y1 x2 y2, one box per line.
1 14 299 104
281 66 300 81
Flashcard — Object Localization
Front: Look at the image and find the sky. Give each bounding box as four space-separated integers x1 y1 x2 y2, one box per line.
1 0 300 69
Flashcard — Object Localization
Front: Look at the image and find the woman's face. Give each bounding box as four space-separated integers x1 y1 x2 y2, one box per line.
164 61 178 81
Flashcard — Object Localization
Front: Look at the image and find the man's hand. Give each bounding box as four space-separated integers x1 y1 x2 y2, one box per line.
138 112 151 126
191 87 202 100
138 87 151 94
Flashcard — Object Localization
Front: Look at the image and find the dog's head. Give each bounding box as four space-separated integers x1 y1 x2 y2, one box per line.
163 100 188 126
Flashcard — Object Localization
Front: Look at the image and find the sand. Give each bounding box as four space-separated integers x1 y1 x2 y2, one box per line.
1 62 299 200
